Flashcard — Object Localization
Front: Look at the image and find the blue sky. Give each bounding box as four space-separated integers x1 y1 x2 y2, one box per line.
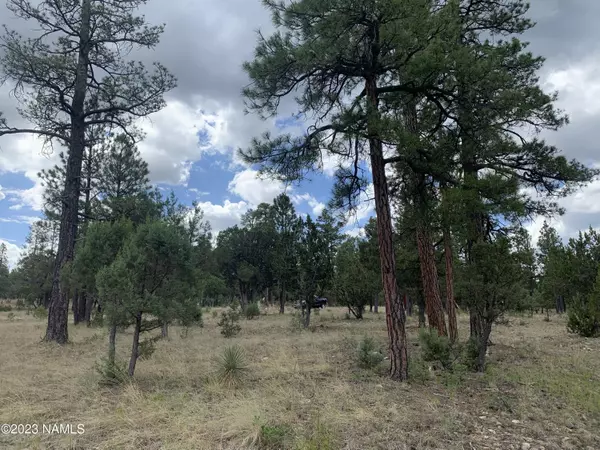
0 111 374 269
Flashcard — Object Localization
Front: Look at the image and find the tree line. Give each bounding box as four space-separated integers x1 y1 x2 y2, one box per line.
0 0 598 382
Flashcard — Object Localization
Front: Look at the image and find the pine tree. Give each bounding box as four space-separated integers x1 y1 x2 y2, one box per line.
239 0 458 380
271 194 301 314
0 0 176 344
0 243 11 298
98 134 151 221
96 220 201 377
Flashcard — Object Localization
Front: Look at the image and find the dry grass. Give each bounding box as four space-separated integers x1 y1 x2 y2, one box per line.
0 307 599 450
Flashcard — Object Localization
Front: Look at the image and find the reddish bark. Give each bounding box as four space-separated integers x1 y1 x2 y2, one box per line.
366 75 408 381
444 228 458 343
416 224 447 336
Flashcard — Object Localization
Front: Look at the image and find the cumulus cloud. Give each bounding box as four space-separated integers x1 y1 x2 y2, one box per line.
0 239 23 270
195 199 250 235
227 168 290 205
291 193 326 216
0 216 39 225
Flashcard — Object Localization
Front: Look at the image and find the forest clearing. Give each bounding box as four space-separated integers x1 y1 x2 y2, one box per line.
1 0 600 449
0 306 598 450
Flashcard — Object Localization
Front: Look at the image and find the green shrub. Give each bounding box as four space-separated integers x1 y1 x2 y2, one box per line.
289 313 304 332
212 310 218 319
567 299 600 337
138 336 161 360
357 336 384 369
218 307 241 337
244 302 260 320
95 358 130 386
6 312 16 322
462 338 480 371
258 423 292 449
0 304 13 312
419 330 454 370
15 299 25 310
408 356 430 384
89 312 104 327
32 306 47 319
215 345 248 387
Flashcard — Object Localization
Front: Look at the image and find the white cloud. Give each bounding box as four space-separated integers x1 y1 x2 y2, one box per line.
196 199 249 234
0 185 4 201
291 193 325 216
137 99 227 185
0 216 39 225
544 58 600 118
560 178 600 214
344 227 365 238
354 183 375 222
0 239 23 270
2 173 47 211
227 168 289 205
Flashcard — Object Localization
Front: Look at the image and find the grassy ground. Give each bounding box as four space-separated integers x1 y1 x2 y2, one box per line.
0 306 598 450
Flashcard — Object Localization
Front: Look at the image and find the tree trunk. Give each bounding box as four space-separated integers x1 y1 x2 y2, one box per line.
303 305 312 328
128 313 142 377
85 294 94 326
161 322 169 338
475 320 492 372
239 284 248 310
279 284 285 314
374 292 379 313
444 228 458 343
45 0 92 344
469 310 483 340
418 293 426 328
267 286 273 307
75 291 87 325
366 74 408 381
72 290 80 324
108 323 117 365
416 225 448 336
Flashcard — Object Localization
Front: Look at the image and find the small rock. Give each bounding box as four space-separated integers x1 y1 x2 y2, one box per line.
376 384 383 388
479 416 486 420
521 443 531 450
512 419 521 424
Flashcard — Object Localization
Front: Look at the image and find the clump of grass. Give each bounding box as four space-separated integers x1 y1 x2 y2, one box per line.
357 336 384 369
289 312 305 332
244 302 261 320
32 306 47 319
258 422 292 449
295 417 336 450
89 311 104 327
6 312 16 321
218 306 242 337
215 344 249 387
0 303 13 312
212 310 218 318
408 356 431 384
95 357 130 386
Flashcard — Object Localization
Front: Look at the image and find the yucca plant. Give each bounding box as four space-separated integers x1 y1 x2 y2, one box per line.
215 345 249 387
